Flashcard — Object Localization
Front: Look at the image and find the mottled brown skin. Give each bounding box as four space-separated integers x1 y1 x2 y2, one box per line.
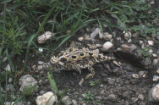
50 47 114 79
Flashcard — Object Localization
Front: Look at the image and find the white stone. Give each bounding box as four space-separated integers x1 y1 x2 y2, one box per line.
37 31 54 44
38 48 43 52
152 53 158 57
102 42 113 51
128 39 132 43
148 40 154 46
153 75 159 82
78 37 84 41
5 64 11 71
8 78 12 83
149 84 159 102
38 61 44 65
149 49 153 54
37 65 43 70
123 31 131 40
36 91 57 105
19 74 38 92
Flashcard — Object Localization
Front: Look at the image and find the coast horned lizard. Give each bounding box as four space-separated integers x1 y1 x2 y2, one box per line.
50 45 115 79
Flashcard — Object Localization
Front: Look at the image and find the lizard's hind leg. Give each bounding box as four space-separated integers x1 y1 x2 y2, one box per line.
85 66 95 80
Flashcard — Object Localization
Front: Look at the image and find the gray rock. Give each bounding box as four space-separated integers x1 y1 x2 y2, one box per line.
19 74 38 92
148 83 159 102
62 96 72 105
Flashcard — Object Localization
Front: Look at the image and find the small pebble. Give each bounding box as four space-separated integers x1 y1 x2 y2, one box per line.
37 65 43 70
72 99 78 105
107 78 115 85
2 57 7 62
38 61 44 65
128 39 132 43
149 49 153 54
95 44 102 48
132 74 139 79
8 78 13 83
156 68 159 74
6 84 15 92
153 59 158 65
62 96 72 105
90 28 100 39
153 75 159 82
38 48 43 52
36 91 57 105
5 64 11 72
121 44 130 52
37 31 54 44
148 40 154 46
130 44 137 52
78 37 84 41
102 32 112 40
139 40 143 45
152 53 158 58
124 31 131 40
102 41 113 51
138 94 144 100
139 71 147 78
106 94 117 101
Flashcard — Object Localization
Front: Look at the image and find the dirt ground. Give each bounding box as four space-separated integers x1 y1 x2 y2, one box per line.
30 29 158 105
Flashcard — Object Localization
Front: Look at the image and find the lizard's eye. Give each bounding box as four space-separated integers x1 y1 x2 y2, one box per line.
60 57 67 62
80 53 84 56
72 55 77 59
89 52 93 56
